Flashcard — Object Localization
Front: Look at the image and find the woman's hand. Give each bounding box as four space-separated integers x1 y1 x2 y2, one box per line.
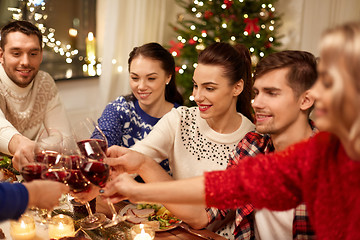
101 173 142 203
105 146 147 174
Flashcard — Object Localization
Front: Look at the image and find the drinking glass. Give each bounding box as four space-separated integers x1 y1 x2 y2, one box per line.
64 136 107 230
75 118 126 228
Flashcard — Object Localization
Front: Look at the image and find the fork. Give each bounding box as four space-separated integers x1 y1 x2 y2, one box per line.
178 223 215 240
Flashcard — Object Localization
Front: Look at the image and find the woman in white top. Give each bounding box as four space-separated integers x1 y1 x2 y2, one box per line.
105 42 255 237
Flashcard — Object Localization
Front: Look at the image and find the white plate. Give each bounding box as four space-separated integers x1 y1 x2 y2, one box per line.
119 204 182 231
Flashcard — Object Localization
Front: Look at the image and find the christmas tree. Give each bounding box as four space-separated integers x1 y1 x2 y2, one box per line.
169 0 282 105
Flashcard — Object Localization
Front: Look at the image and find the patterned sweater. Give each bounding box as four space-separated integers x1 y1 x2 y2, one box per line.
205 132 360 240
0 65 71 155
97 96 179 171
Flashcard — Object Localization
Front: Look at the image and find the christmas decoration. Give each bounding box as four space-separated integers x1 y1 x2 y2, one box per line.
6 0 100 76
169 0 282 105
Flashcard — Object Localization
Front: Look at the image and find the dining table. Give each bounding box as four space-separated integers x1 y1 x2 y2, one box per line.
0 198 226 240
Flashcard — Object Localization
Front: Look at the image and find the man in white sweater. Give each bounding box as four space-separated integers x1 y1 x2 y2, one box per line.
0 21 71 170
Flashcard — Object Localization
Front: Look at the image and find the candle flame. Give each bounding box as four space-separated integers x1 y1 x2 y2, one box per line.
20 220 26 228
59 222 64 230
87 32 94 41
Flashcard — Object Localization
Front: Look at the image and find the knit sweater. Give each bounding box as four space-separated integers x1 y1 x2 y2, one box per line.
132 106 255 179
0 65 71 155
205 132 360 239
97 96 180 172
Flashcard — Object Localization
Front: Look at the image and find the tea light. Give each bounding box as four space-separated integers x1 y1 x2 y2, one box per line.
48 214 75 239
10 214 36 240
131 224 155 240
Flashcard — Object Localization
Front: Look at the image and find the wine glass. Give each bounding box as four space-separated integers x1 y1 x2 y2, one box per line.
63 136 107 230
75 118 126 228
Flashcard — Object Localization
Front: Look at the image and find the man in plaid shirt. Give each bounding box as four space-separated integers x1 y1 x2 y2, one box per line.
206 51 317 240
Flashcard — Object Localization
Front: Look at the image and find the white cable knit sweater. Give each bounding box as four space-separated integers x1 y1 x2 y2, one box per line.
0 65 71 155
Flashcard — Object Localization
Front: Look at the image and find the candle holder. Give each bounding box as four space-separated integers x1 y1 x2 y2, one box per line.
48 214 75 239
130 223 155 240
10 213 36 240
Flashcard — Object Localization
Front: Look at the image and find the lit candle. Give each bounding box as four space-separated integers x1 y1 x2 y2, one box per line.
10 214 36 240
48 214 75 239
86 32 96 62
134 229 152 240
131 224 155 240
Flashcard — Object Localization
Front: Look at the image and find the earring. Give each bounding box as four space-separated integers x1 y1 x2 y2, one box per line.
166 82 169 85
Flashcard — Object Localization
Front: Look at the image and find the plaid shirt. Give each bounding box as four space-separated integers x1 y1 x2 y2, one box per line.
207 125 317 240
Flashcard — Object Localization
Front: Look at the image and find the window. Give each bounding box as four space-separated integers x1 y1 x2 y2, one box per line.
0 0 98 80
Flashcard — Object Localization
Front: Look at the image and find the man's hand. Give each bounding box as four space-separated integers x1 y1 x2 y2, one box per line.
8 134 35 171
23 180 69 210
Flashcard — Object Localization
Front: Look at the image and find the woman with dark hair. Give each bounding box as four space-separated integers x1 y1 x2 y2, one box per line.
104 42 255 237
96 42 183 173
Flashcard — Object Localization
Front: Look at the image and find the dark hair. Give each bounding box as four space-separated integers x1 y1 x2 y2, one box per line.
197 42 253 122
126 42 183 105
0 20 42 49
254 50 317 97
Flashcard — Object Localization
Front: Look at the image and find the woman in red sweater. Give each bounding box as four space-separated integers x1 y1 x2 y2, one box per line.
102 22 360 239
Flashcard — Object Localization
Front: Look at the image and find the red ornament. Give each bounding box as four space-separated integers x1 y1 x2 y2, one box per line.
188 39 196 45
224 0 233 8
169 40 184 56
204 10 213 19
265 42 272 49
244 18 260 34
175 66 181 72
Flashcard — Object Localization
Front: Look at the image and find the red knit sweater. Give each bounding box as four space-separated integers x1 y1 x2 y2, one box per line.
205 132 360 239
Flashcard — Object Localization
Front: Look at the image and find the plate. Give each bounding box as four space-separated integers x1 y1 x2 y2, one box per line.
119 203 182 232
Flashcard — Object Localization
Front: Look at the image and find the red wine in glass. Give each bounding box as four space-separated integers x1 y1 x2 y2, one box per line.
80 161 109 188
67 169 91 193
35 150 61 166
21 163 47 182
42 169 70 183
77 139 107 161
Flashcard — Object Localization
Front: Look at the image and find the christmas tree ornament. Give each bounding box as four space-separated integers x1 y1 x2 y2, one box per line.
169 0 282 106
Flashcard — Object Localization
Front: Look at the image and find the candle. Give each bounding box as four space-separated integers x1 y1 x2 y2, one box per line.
134 229 152 240
10 214 36 240
131 224 155 240
48 214 75 239
86 32 96 62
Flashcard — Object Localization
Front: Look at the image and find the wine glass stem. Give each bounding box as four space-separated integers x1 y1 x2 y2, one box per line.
84 201 94 217
107 199 117 220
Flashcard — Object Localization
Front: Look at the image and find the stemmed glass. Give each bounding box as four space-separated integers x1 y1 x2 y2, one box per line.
63 136 107 230
75 118 126 228
19 128 64 223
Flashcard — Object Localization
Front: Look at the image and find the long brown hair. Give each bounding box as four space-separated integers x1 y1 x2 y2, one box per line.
127 42 183 105
197 42 253 122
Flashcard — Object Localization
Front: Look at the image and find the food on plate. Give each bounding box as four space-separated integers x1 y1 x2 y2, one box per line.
124 203 181 230
0 168 17 182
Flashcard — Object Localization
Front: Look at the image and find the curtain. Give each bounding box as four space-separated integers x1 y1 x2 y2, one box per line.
96 0 169 111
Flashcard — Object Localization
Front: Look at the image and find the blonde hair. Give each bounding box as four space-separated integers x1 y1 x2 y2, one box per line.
320 22 360 156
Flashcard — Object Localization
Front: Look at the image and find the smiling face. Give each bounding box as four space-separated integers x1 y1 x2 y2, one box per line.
312 61 358 134
129 56 171 109
192 64 242 121
0 31 43 87
252 68 305 135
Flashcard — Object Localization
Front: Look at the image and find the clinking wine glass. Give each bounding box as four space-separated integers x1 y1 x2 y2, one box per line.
64 137 107 230
75 118 126 228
